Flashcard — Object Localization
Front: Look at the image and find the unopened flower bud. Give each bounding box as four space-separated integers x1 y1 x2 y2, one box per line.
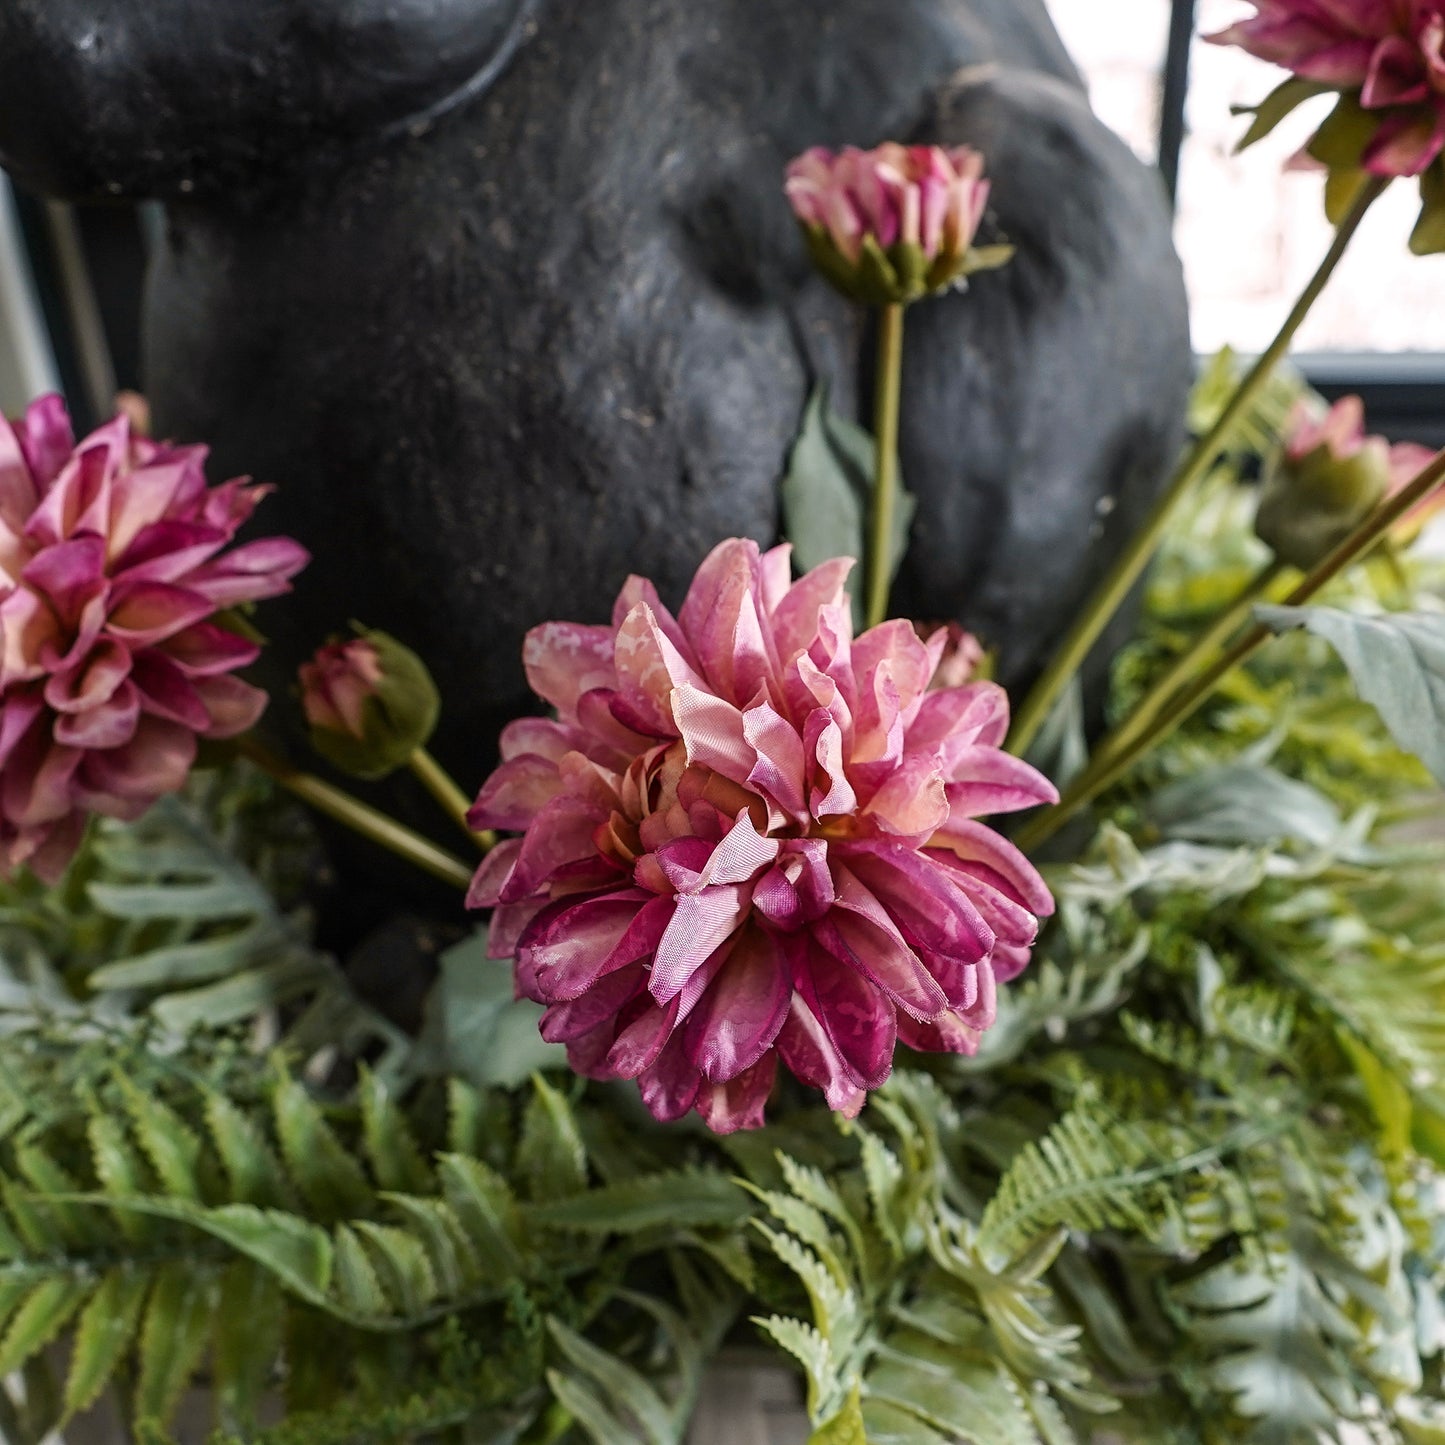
785 143 1011 306
1256 397 1390 570
300 628 439 780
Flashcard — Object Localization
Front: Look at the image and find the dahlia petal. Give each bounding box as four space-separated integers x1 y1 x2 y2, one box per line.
614 602 705 735
502 793 613 902
518 891 670 1003
853 620 935 735
928 819 1055 917
4 736 81 825
694 1053 776 1134
805 709 857 819
128 650 211 731
758 543 795 613
839 841 993 964
697 811 781 888
53 679 141 749
742 703 807 819
522 621 616 718
0 689 44 769
1362 108 1445 176
157 622 261 677
21 535 107 625
44 638 131 715
672 683 753 784
193 674 269 738
683 927 792 1081
820 865 949 1020
897 1008 983 1058
943 746 1059 817
112 519 228 582
1363 33 1432 105
540 964 648 1045
73 718 196 805
471 754 565 831
606 995 683 1078
862 753 950 840
13 394 74 492
1 589 63 687
638 1037 703 1123
650 885 750 1002
793 938 897 1089
25 425 122 547
106 582 214 645
106 458 199 559
22 810 86 886
910 680 1011 751
775 995 868 1115
185 537 311 605
469 837 522 911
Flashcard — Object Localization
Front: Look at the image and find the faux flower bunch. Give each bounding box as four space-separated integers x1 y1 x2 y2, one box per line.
0 396 307 880
1212 0 1445 248
469 540 1056 1133
785 143 1010 305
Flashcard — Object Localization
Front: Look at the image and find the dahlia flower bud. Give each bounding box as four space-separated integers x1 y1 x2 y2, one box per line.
915 621 985 691
1256 397 1391 570
300 629 440 781
469 539 1057 1134
1211 1 1445 245
0 395 309 882
785 144 1012 306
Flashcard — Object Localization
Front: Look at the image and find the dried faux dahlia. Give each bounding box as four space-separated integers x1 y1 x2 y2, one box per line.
0 396 308 880
470 540 1056 1133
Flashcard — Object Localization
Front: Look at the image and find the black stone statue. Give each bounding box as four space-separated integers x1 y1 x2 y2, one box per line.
0 0 1192 788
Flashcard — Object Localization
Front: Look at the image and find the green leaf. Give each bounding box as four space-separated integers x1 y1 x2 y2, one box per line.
517 1076 588 1200
333 1225 390 1317
1412 162 1445 256
213 1261 283 1431
134 1262 216 1427
204 1089 291 1209
810 1387 867 1444
0 1278 89 1376
782 384 915 632
120 1080 205 1201
271 1069 374 1222
545 1367 635 1445
437 1154 525 1281
353 1222 437 1316
360 1068 432 1194
1232 77 1331 152
63 1270 150 1421
547 1316 674 1442
382 1195 480 1297
1256 607 1445 784
530 1172 750 1233
755 1314 834 1419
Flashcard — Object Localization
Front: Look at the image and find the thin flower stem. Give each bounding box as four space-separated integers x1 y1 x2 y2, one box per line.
409 746 495 852
866 302 907 631
1017 443 1445 853
1006 175 1389 758
1086 557 1290 775
238 738 474 891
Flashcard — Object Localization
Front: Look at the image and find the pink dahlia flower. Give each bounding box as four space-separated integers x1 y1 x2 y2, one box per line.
469 540 1056 1134
785 144 1007 304
0 395 308 881
1211 1 1445 175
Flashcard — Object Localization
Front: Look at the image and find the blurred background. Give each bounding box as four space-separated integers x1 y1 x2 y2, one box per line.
0 0 1440 442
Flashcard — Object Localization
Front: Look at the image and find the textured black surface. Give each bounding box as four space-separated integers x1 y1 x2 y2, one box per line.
0 0 1192 800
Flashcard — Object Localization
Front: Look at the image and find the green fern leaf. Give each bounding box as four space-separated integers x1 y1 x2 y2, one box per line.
531 1172 750 1234
516 1076 587 1200
352 1222 437 1316
271 1071 373 1223
382 1196 480 1297
0 1278 89 1377
213 1261 283 1432
437 1154 525 1281
754 1314 835 1418
204 1089 292 1209
359 1069 432 1195
87 1110 155 1242
134 1261 217 1427
63 1269 149 1421
120 1078 205 1202
13 1143 102 1248
333 1225 389 1317
545 1366 636 1445
1 1179 57 1253
547 1316 675 1443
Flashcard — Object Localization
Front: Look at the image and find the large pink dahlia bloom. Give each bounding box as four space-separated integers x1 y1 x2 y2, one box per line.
0 396 309 880
469 540 1057 1134
1211 1 1445 175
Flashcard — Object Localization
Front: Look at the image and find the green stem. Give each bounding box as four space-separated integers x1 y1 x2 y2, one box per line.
408 746 495 852
1006 175 1388 758
1087 558 1289 776
866 302 907 631
238 738 474 892
1018 443 1445 853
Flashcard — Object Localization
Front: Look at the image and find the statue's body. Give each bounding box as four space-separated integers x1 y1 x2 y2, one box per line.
0 0 1192 777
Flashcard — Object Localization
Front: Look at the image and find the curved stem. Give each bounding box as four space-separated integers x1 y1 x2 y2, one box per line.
238 738 474 892
1007 175 1388 758
1018 443 1445 853
409 746 495 852
866 303 906 631
1089 558 1289 775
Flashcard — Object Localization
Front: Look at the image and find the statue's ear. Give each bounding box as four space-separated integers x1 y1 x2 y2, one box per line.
0 0 537 201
